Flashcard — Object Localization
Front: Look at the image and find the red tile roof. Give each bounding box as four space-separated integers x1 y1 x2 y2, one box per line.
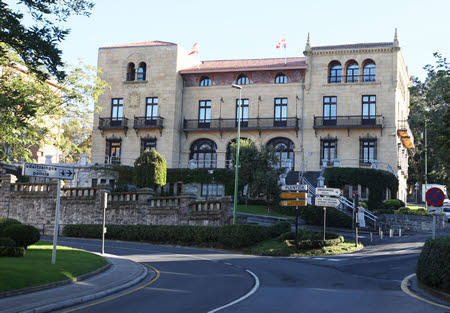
179 57 306 74
100 41 176 49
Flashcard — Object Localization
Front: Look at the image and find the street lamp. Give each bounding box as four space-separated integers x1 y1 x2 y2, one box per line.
231 84 242 225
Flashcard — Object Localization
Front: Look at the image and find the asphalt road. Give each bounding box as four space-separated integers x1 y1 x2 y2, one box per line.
52 234 447 313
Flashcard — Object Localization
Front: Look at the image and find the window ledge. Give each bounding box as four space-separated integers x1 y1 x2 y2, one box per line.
123 80 148 84
323 81 380 87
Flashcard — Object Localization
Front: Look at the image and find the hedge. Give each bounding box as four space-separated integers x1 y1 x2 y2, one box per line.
324 167 398 209
0 237 16 247
384 199 405 211
63 222 291 249
395 207 430 216
273 205 352 229
0 246 25 257
2 224 40 249
279 230 344 249
0 218 21 233
416 237 450 292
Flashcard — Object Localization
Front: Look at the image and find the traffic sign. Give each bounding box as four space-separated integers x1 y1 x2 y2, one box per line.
281 192 307 199
425 188 445 207
280 200 307 207
23 163 74 180
427 206 443 215
316 187 341 197
315 196 340 208
281 184 308 192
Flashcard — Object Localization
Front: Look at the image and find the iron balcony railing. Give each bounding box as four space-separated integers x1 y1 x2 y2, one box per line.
313 115 383 129
328 74 376 84
183 117 299 131
133 116 164 129
98 117 128 130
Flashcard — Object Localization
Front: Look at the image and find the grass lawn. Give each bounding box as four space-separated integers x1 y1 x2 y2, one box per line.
0 241 107 292
237 204 294 218
407 205 426 211
246 238 363 257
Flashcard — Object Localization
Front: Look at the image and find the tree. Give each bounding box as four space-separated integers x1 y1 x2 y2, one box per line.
408 53 449 188
134 150 167 188
0 0 94 81
230 139 280 203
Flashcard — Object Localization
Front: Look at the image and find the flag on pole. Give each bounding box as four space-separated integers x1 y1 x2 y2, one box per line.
276 38 287 49
188 42 199 55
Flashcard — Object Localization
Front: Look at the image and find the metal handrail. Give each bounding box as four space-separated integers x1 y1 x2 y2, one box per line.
314 115 383 128
183 117 299 130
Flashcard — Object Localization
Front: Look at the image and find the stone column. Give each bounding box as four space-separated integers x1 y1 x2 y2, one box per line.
0 174 17 218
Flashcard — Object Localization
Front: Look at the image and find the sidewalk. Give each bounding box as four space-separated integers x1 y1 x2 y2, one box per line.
0 254 151 313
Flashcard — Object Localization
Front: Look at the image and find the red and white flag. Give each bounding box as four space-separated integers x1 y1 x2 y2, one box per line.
276 38 287 49
188 42 199 55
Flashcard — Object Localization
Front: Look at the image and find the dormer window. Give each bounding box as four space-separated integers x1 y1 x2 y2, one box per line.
236 74 249 85
275 73 288 84
328 61 342 83
126 63 135 81
137 62 146 81
200 76 212 87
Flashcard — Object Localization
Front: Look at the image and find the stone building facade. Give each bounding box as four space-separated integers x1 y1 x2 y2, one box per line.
91 33 414 202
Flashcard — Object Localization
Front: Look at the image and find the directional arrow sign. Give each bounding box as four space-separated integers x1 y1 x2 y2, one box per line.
281 192 307 199
280 200 307 207
281 185 308 192
315 196 340 208
315 187 341 197
23 163 75 180
427 206 443 215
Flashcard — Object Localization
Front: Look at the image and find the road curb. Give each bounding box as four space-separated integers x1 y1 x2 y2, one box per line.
401 273 450 310
0 261 112 299
21 262 153 313
416 277 450 303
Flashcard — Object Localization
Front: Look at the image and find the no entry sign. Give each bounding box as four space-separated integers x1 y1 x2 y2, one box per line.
425 187 445 207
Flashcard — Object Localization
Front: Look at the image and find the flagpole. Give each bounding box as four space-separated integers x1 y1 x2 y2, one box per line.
284 45 287 65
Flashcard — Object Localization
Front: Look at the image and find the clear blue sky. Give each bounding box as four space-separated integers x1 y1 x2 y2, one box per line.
57 0 449 79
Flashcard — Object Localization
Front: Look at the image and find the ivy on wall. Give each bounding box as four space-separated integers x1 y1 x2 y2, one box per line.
167 168 235 195
324 167 398 209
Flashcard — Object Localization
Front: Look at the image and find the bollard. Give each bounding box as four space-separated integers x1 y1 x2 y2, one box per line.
379 227 381 237
398 228 402 237
370 232 373 242
380 231 383 240
267 207 270 215
389 229 393 238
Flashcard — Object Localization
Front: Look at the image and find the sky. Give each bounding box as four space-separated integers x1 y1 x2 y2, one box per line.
24 0 450 79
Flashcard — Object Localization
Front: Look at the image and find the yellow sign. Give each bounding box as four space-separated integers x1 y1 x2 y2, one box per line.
280 200 307 207
281 192 307 199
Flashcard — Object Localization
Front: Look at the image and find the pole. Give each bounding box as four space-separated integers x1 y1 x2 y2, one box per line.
424 120 428 211
102 191 107 255
51 179 61 265
233 88 242 225
323 207 326 241
432 216 436 239
295 205 299 250
355 193 359 247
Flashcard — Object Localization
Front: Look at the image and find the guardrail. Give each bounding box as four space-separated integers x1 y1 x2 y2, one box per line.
183 117 299 131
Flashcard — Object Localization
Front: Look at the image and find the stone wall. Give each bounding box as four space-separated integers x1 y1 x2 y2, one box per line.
377 214 449 233
0 175 232 236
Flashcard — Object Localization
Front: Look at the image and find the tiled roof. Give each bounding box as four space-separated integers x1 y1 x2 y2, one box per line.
179 57 306 74
100 41 176 49
311 42 393 51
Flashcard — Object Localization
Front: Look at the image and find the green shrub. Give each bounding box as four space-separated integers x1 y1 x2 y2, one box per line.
0 218 21 233
394 207 430 216
359 201 368 210
384 199 404 211
279 232 295 241
63 222 290 249
416 237 450 292
0 237 16 247
135 150 167 187
373 208 395 215
0 246 25 257
2 224 40 249
272 205 352 228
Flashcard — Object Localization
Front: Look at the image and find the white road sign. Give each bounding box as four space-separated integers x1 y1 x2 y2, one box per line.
23 163 74 180
315 187 341 197
281 184 308 192
315 196 340 208
427 206 443 215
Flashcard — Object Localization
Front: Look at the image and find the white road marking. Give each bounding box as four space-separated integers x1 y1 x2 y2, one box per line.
207 269 260 313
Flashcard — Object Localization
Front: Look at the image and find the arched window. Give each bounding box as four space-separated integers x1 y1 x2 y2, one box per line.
126 62 135 81
190 139 217 168
267 137 294 169
137 62 146 81
236 74 249 85
225 137 248 168
200 76 212 87
363 60 376 82
275 73 288 84
328 61 342 83
345 61 359 83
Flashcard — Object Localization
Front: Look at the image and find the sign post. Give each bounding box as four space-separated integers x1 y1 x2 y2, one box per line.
23 163 74 264
102 191 108 255
280 184 308 250
315 187 342 243
425 187 445 240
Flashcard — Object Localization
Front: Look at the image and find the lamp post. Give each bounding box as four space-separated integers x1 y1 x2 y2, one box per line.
231 84 242 225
